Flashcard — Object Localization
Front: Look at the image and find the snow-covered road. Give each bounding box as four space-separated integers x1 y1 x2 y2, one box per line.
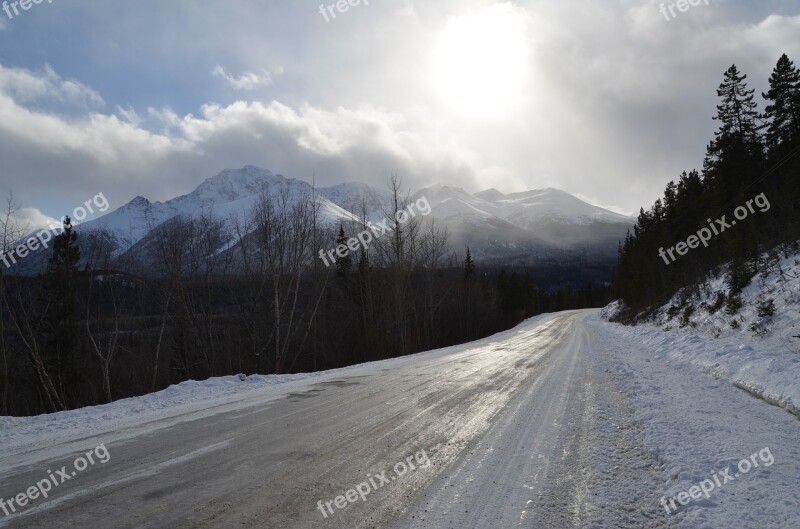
1 309 797 528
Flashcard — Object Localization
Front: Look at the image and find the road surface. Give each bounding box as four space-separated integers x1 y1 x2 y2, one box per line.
1 310 671 528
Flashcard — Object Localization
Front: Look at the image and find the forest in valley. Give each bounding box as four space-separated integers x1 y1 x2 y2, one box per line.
614 55 800 319
0 179 611 417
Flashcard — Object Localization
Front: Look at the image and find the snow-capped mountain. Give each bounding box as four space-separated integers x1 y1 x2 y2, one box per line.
314 180 634 264
10 166 633 273
77 166 358 257
318 182 391 220
398 184 633 263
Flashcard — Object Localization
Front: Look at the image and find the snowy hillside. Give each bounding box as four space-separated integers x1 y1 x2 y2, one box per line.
406 184 634 259
603 241 800 418
317 182 392 220
322 182 634 263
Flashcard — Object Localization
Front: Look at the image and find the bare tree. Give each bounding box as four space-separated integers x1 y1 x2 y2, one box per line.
253 184 325 373
85 274 122 403
231 208 270 372
418 218 451 348
148 216 194 379
183 211 234 374
5 288 66 412
0 193 67 412
0 192 25 414
288 180 330 373
371 174 420 355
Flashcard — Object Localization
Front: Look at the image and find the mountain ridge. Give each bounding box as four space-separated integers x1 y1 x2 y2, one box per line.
10 166 634 272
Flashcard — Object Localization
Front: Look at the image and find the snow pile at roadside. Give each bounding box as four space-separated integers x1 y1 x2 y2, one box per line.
587 313 800 529
0 373 317 464
605 242 800 417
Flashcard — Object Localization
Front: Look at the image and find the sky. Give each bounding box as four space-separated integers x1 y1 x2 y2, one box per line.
0 0 798 229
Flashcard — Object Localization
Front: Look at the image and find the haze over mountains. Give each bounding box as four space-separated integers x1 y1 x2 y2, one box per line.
13 166 634 273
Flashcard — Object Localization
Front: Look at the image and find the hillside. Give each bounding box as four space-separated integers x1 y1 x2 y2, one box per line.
605 240 800 416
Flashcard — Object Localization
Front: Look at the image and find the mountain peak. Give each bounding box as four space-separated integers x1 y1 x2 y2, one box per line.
191 166 282 203
121 196 151 210
475 188 505 201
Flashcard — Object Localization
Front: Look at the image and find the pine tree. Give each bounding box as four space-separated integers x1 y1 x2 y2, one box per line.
712 65 764 143
704 65 765 200
463 247 475 283
762 54 800 156
461 248 476 337
41 216 81 407
334 224 352 278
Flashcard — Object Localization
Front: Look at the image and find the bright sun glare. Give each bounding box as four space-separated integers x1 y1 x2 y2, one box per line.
435 5 529 118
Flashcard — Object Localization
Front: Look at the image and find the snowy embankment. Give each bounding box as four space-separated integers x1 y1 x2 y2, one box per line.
0 373 318 472
588 311 800 529
591 245 800 528
604 243 800 418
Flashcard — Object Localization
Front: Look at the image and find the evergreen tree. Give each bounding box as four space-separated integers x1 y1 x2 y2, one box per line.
463 247 474 282
704 65 764 206
713 65 764 143
613 56 800 317
704 65 764 190
41 217 81 406
461 248 476 337
334 224 352 278
762 54 800 156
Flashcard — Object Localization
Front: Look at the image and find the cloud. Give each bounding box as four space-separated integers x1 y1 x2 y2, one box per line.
0 2 798 218
0 63 104 108
394 0 416 17
0 62 481 217
211 64 283 91
116 105 142 126
9 207 60 233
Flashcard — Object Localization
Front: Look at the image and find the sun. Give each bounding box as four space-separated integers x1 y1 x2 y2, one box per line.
434 4 529 118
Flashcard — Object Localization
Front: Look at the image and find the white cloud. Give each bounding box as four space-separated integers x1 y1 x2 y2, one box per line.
0 63 104 108
394 1 416 17
1 1 798 218
9 207 59 232
211 64 282 91
116 105 142 126
0 62 481 213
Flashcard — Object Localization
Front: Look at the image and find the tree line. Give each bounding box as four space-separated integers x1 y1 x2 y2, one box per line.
0 177 610 416
614 54 800 317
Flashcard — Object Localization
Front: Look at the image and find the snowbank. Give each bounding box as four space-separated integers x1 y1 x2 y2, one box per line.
604 242 800 418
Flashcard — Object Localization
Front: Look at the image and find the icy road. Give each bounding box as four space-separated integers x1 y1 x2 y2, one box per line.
1 310 798 528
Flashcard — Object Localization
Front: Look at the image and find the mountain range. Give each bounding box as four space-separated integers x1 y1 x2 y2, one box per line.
12 166 634 273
